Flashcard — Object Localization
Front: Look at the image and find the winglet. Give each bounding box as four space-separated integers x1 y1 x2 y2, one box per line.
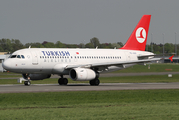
120 15 151 51
169 55 174 62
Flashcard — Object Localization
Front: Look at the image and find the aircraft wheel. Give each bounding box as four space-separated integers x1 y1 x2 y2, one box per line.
90 79 100 86
63 78 68 85
58 78 68 85
24 81 31 86
90 80 94 85
94 79 100 86
58 78 63 85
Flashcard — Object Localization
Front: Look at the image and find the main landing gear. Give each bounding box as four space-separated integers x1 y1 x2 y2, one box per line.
58 75 100 86
89 78 100 86
58 75 68 85
89 72 100 86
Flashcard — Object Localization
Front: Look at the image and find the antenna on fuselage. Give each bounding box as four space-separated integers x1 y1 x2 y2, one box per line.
96 46 98 49
29 46 31 49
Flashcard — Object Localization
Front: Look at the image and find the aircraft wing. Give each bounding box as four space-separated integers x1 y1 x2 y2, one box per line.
65 58 161 69
137 54 156 60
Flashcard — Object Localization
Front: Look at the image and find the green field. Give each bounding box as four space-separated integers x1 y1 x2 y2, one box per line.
114 63 179 73
1 63 179 119
1 90 179 120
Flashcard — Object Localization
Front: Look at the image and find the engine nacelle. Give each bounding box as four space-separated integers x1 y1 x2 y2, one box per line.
69 68 96 81
22 74 51 80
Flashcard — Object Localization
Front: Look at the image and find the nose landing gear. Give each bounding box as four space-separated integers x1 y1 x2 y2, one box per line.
24 81 31 86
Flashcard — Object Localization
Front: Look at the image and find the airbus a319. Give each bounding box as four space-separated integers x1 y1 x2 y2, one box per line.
2 15 159 86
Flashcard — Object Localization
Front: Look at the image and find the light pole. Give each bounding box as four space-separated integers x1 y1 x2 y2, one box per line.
163 33 165 63
175 32 177 56
151 33 153 52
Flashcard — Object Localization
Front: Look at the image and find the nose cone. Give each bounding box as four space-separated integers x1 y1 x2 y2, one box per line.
2 60 11 71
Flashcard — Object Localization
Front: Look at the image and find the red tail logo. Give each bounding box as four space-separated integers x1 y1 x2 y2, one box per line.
169 55 174 62
136 27 146 43
121 15 151 51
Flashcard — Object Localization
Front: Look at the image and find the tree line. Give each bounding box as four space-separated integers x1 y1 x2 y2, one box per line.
0 38 178 55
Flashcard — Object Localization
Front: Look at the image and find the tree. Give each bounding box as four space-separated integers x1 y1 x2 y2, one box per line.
90 37 100 48
55 41 66 48
79 43 85 48
85 43 93 48
43 42 55 48
117 42 123 47
112 43 121 49
11 39 24 52
165 43 174 54
25 42 42 48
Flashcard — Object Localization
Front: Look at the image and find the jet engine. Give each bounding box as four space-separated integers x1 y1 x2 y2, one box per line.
22 74 51 80
69 68 96 81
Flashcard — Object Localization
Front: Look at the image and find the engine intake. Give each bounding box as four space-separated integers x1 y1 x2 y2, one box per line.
22 74 51 80
69 68 96 81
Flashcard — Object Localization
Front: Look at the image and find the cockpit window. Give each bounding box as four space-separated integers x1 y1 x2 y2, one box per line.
11 55 17 58
17 55 21 58
21 55 25 59
10 55 25 59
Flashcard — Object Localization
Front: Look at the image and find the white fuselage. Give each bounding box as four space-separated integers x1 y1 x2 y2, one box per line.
3 48 153 75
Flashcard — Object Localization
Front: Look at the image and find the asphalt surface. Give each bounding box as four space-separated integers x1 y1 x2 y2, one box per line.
0 82 179 93
1 72 179 93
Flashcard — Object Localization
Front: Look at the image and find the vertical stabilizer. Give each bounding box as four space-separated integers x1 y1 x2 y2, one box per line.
120 15 151 51
169 55 174 62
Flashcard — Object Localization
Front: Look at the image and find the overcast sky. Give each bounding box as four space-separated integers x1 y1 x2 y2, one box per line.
0 0 179 45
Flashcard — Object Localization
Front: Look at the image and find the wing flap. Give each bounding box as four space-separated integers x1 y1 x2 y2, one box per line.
137 54 156 60
65 58 161 69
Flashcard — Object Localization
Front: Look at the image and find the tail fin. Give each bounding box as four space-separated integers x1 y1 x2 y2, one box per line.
169 55 174 62
120 15 151 51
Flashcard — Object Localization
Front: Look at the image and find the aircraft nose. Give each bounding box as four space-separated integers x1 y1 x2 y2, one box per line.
2 60 11 70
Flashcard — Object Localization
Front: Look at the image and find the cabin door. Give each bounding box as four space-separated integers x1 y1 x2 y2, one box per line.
30 51 38 65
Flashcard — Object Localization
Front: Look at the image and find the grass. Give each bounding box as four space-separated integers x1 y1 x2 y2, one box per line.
1 63 179 119
113 63 179 73
1 90 179 119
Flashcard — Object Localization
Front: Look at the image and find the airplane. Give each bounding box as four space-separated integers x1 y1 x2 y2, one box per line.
169 55 174 62
2 15 160 86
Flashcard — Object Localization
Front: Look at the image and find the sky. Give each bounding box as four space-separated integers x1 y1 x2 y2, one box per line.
0 0 179 45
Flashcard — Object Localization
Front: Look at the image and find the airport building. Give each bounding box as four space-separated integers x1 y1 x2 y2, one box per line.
0 52 10 72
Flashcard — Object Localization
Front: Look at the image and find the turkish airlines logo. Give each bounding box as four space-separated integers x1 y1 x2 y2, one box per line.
136 27 146 43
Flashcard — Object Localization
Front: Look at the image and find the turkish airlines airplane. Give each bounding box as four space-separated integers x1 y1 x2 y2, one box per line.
2 15 159 86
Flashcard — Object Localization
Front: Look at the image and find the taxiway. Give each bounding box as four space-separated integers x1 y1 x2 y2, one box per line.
0 82 179 93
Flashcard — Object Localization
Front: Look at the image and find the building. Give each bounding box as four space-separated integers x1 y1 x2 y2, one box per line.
164 56 179 63
0 52 10 72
